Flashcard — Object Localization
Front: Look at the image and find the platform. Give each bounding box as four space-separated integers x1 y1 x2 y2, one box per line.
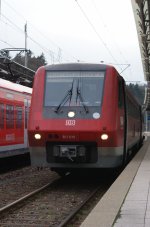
80 137 150 227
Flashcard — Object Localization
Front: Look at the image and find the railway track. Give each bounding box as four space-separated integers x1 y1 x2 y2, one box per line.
0 166 59 209
58 185 103 227
0 172 116 226
0 179 59 215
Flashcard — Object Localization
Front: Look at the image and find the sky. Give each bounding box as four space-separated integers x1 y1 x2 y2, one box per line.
0 0 145 83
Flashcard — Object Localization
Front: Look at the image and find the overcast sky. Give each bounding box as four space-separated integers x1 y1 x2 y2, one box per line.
0 0 145 83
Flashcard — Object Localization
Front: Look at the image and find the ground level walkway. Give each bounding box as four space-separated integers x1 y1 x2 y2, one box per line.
81 136 150 227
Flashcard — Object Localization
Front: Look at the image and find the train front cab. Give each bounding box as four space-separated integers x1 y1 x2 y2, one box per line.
28 64 143 173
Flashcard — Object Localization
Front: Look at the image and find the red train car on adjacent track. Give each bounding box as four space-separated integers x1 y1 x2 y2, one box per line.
0 78 32 158
28 63 144 175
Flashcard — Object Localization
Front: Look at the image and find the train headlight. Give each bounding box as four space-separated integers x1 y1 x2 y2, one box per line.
34 133 41 140
68 111 75 118
101 133 108 140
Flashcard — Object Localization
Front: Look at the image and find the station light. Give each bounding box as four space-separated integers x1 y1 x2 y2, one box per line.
101 133 108 140
34 133 41 140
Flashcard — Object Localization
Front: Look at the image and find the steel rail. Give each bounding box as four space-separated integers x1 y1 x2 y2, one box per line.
0 175 60 215
58 185 102 227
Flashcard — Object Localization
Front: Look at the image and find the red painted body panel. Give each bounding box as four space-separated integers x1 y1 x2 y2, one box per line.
0 79 32 155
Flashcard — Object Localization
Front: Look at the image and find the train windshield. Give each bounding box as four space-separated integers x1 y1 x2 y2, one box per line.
44 71 105 107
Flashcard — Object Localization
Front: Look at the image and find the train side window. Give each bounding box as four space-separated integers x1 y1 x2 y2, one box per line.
6 105 14 129
0 103 4 129
118 79 124 108
16 106 23 128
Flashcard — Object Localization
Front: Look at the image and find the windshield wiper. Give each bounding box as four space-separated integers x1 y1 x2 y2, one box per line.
55 80 74 113
76 79 89 114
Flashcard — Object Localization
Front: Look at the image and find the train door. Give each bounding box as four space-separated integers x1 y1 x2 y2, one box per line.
118 77 127 164
24 99 30 147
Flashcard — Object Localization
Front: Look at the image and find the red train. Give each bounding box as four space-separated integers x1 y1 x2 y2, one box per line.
28 63 144 175
0 78 32 158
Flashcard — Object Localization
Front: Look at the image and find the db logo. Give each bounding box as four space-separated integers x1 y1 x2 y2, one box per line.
65 120 76 126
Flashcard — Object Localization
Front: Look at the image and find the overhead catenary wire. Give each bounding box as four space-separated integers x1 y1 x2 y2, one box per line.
0 14 58 63
91 0 129 65
1 0 79 63
1 0 131 73
0 0 1 19
2 0 126 67
1 13 24 34
27 35 55 64
75 0 121 67
0 39 15 48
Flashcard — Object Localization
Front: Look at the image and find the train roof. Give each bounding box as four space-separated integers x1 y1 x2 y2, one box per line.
44 63 113 71
0 78 32 95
